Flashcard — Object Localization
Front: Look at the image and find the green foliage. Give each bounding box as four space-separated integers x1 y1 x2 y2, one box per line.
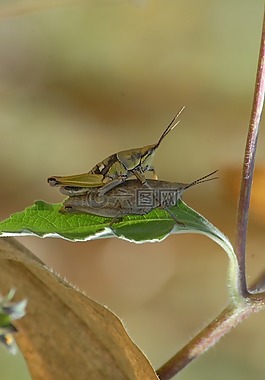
0 200 232 251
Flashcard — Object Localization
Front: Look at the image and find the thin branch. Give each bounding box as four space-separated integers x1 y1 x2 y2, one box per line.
157 9 265 380
235 9 265 296
157 268 265 380
156 303 256 380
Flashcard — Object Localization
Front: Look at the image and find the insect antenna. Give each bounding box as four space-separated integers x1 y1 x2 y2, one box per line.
163 170 218 226
155 105 185 148
184 170 219 190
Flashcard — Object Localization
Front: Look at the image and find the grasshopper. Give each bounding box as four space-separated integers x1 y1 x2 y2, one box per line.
48 107 185 196
61 170 218 224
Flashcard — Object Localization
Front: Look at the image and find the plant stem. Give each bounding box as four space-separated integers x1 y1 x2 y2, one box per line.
235 9 265 296
157 9 265 380
156 303 254 380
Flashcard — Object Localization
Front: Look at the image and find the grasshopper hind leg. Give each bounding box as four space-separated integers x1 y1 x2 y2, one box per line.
97 177 126 196
155 193 185 227
164 207 185 226
108 211 126 226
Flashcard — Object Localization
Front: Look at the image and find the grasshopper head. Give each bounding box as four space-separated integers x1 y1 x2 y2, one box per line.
117 144 155 171
139 144 157 171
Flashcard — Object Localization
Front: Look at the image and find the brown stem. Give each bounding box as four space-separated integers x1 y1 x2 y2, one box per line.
157 8 265 380
235 9 265 296
156 265 265 380
156 302 259 380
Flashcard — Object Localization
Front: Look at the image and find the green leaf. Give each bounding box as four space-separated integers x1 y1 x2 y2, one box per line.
0 199 238 295
0 199 231 247
0 313 10 328
0 201 113 241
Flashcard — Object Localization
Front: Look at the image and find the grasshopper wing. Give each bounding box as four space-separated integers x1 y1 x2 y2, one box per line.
48 172 104 187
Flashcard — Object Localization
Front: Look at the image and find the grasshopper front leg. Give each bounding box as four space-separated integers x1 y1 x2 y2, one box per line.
148 166 158 180
136 165 158 180
132 167 159 191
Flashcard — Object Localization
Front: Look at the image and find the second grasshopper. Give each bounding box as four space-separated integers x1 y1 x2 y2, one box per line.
60 170 218 225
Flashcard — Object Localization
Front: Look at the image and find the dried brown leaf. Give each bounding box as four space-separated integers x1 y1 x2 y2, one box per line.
0 238 158 380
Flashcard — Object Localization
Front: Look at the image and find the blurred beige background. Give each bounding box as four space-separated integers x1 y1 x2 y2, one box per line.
1 1 265 379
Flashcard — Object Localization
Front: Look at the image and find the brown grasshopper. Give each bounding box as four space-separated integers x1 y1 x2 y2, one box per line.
48 107 185 196
60 170 218 224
